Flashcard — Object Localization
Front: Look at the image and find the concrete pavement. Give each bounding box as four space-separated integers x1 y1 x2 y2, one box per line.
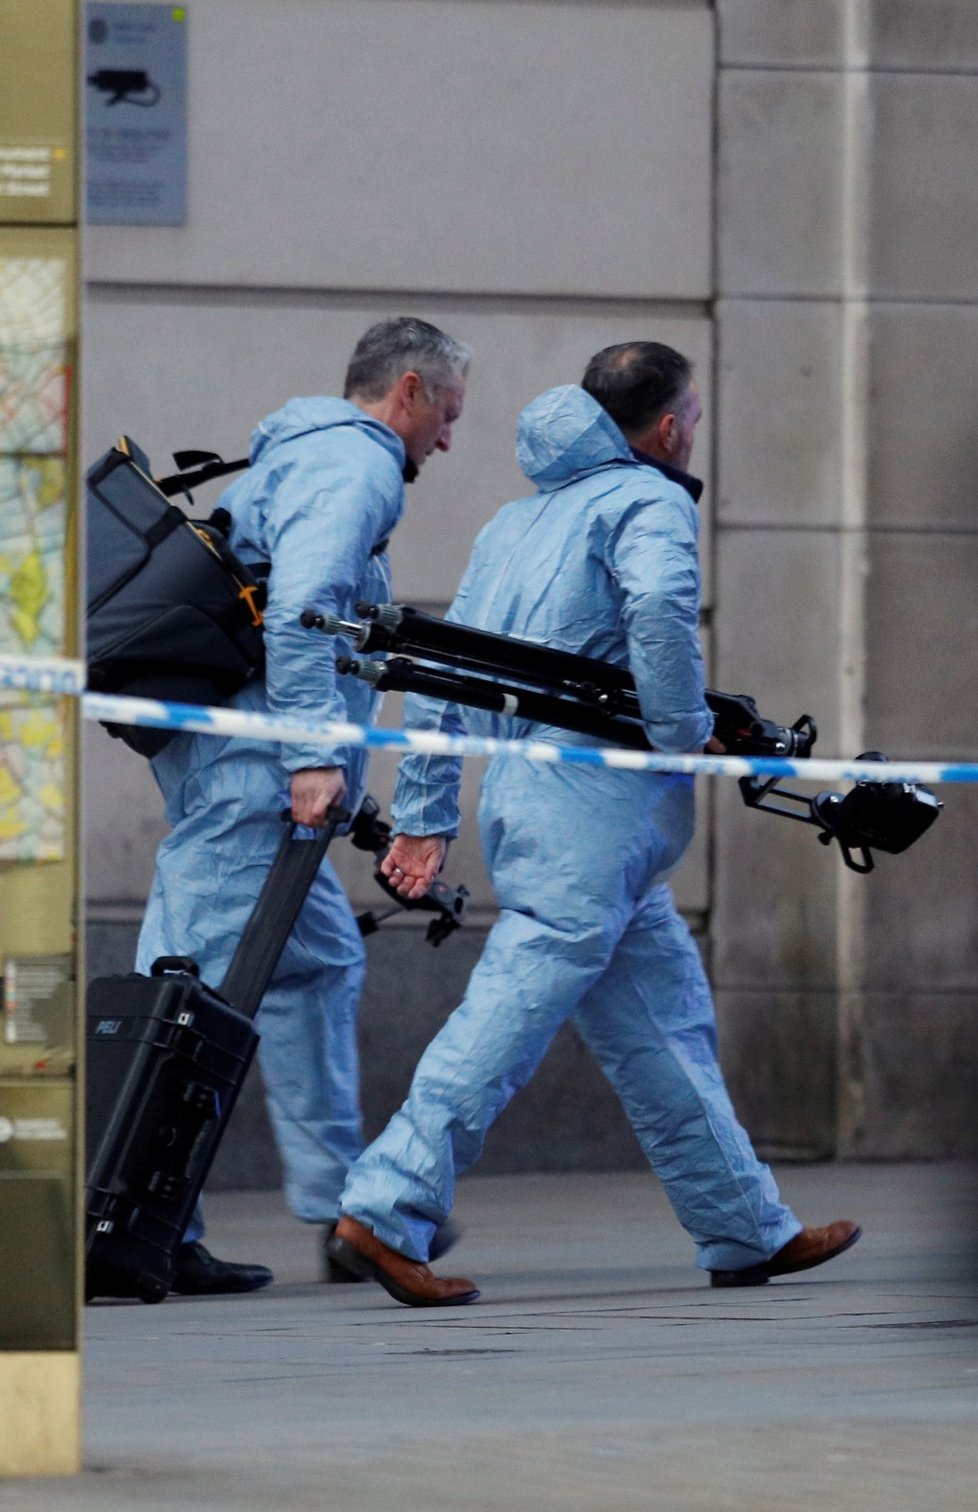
3 1162 978 1511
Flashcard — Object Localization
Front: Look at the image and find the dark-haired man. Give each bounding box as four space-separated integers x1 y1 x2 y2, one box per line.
136 318 469 1294
328 342 860 1305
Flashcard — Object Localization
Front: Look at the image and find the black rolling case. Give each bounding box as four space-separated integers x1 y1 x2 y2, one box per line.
85 814 344 1303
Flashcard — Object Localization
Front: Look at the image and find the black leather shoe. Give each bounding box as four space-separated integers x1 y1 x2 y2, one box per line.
171 1241 273 1296
321 1217 462 1283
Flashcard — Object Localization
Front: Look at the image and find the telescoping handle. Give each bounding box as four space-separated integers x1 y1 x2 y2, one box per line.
219 808 349 1018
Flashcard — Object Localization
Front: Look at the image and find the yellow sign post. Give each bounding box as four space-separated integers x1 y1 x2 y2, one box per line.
0 0 82 1476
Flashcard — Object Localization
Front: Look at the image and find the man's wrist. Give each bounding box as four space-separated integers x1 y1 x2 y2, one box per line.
284 749 348 775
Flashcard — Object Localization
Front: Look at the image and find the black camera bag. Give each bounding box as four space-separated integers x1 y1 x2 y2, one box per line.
86 438 264 757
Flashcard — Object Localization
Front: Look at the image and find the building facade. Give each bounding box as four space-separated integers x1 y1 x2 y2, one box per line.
84 0 978 1178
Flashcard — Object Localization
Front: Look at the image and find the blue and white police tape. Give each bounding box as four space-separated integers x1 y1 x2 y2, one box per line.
3 656 976 784
79 688 978 786
0 654 87 697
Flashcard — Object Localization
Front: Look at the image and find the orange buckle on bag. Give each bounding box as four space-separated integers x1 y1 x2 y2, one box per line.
238 583 264 628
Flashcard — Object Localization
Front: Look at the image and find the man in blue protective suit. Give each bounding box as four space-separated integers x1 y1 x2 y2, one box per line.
327 341 861 1306
136 317 470 1295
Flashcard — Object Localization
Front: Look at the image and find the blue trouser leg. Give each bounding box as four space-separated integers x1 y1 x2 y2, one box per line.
137 732 367 1239
572 887 801 1272
341 758 673 1259
341 885 798 1269
139 850 366 1233
252 869 366 1221
182 1207 205 1244
339 902 618 1259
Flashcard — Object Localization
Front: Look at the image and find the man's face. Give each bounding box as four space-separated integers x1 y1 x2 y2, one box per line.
399 373 466 468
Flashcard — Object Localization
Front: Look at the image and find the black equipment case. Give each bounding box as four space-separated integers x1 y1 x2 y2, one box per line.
85 814 343 1303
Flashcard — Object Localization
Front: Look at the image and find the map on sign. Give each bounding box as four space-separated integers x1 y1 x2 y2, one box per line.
0 457 67 656
0 255 70 863
0 699 66 863
0 257 68 455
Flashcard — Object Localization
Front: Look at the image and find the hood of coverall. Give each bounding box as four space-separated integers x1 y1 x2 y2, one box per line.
516 384 633 490
249 396 407 469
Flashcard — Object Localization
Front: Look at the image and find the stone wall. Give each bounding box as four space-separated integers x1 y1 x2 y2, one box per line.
713 0 978 1157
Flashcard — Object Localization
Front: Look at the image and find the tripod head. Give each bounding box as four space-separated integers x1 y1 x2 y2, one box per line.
740 756 942 874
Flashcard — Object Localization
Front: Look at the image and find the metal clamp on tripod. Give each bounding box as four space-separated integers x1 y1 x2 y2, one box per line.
300 603 941 874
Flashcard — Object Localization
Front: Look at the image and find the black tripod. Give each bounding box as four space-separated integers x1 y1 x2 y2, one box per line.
300 601 815 759
300 602 940 874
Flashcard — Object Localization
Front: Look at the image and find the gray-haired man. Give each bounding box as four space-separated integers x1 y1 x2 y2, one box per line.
136 318 469 1294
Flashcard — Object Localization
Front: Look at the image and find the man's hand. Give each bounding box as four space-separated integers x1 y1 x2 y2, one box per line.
291 766 346 827
704 735 727 754
381 833 447 900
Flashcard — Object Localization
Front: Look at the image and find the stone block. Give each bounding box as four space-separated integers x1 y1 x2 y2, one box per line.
862 788 978 993
672 807 710 917
715 989 838 1158
718 0 844 67
85 918 140 982
717 298 845 526
713 777 841 990
867 0 978 70
867 75 978 300
718 71 845 296
866 304 978 532
712 529 845 988
865 532 978 759
83 722 168 904
714 528 845 750
83 293 713 606
857 992 978 1157
85 0 712 298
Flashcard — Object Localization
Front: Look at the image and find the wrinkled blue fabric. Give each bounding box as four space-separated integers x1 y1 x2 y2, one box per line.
340 386 801 1273
137 398 406 1236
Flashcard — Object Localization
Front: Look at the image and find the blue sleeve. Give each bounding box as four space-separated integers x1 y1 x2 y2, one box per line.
260 435 402 772
605 491 714 753
389 576 475 837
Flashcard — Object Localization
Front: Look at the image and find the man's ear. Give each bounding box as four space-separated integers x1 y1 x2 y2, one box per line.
397 370 424 411
656 411 678 456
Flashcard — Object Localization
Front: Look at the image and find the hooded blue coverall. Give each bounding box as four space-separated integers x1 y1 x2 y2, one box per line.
137 397 406 1239
339 385 802 1275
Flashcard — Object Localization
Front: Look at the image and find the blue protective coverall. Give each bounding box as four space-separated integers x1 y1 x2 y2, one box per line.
137 397 406 1236
339 385 802 1274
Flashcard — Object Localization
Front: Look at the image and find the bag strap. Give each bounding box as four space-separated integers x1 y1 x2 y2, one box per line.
218 810 348 1018
156 452 250 499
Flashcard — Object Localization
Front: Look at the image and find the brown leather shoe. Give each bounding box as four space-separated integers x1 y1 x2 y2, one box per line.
710 1220 861 1288
326 1216 480 1307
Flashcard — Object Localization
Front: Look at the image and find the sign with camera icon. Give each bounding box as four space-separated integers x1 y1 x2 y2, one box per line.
85 3 188 225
